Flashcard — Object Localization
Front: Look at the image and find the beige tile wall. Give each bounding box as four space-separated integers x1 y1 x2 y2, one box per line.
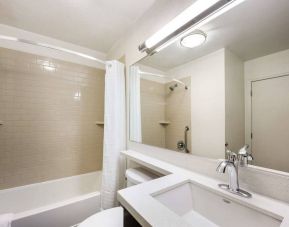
140 79 166 147
140 77 191 152
165 77 191 151
0 47 105 189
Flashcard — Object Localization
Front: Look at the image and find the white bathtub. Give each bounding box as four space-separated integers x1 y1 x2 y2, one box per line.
0 171 102 227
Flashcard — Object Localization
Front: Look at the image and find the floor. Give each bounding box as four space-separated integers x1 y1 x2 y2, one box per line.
124 209 141 227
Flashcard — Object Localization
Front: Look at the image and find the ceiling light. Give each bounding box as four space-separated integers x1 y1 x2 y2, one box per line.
180 31 206 48
139 0 245 54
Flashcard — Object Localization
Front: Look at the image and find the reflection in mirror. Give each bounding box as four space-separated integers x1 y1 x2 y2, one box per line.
130 65 191 152
129 0 289 173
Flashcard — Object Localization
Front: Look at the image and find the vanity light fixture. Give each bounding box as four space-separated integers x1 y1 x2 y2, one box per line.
180 30 207 48
139 0 245 55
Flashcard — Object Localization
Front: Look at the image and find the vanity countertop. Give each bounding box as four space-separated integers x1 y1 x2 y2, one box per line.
117 150 289 227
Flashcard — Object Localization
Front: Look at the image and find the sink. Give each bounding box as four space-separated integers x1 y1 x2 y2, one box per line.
152 181 282 227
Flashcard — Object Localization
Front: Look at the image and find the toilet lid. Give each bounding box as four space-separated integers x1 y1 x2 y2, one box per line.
78 207 123 227
126 167 159 185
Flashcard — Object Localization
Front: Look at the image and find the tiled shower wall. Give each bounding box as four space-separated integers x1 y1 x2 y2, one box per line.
0 47 105 189
140 77 191 151
140 79 166 147
165 77 191 151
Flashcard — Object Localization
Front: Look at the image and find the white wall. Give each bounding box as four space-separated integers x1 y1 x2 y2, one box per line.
244 48 289 145
0 24 106 69
245 49 289 78
225 49 245 152
168 49 226 159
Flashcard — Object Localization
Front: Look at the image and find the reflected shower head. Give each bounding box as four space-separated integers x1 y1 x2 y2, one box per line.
169 83 178 91
170 79 188 90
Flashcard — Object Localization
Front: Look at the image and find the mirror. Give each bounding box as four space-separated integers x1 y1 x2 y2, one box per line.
129 0 289 173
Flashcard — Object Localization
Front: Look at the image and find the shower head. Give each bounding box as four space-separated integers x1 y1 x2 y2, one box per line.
171 79 188 90
169 83 178 91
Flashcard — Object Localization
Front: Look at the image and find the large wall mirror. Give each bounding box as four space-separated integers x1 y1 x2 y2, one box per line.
129 0 289 173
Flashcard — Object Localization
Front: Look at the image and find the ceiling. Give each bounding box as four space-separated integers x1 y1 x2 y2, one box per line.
141 0 289 71
0 0 156 53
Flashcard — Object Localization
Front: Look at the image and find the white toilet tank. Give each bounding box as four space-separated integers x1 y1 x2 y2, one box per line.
125 167 159 187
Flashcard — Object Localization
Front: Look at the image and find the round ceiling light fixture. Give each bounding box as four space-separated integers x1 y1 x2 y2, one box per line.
180 30 207 48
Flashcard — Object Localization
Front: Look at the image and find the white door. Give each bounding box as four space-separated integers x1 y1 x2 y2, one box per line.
251 75 289 172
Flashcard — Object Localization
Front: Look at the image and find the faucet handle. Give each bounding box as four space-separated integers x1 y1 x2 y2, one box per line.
238 145 253 167
226 148 237 162
225 143 237 162
247 153 254 161
238 144 250 154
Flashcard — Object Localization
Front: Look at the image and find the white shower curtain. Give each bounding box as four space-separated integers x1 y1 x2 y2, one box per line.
101 60 126 209
129 66 142 143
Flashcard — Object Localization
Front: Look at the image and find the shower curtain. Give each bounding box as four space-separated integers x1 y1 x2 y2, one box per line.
129 66 142 142
101 60 126 209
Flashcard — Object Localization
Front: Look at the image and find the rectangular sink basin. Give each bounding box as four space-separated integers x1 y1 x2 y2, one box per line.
152 181 282 227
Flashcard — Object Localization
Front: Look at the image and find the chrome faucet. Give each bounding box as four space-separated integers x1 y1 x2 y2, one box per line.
216 160 239 192
216 145 253 198
238 144 253 167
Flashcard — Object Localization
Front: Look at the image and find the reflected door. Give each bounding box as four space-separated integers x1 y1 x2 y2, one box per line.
251 75 289 172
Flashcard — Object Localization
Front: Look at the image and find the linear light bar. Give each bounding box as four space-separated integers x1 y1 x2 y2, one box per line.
139 0 245 54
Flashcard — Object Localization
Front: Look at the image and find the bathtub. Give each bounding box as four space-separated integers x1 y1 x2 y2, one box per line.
0 171 102 227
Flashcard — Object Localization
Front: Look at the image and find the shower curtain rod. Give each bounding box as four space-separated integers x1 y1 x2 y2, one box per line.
138 70 167 78
139 70 187 87
0 35 106 65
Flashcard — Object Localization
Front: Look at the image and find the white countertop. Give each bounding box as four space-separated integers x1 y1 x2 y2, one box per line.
117 150 289 227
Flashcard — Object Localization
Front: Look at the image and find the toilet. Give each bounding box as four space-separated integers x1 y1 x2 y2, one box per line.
78 207 124 227
125 167 159 187
78 167 158 227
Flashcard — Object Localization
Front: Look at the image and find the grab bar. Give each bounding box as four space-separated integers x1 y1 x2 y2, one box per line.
184 126 190 153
